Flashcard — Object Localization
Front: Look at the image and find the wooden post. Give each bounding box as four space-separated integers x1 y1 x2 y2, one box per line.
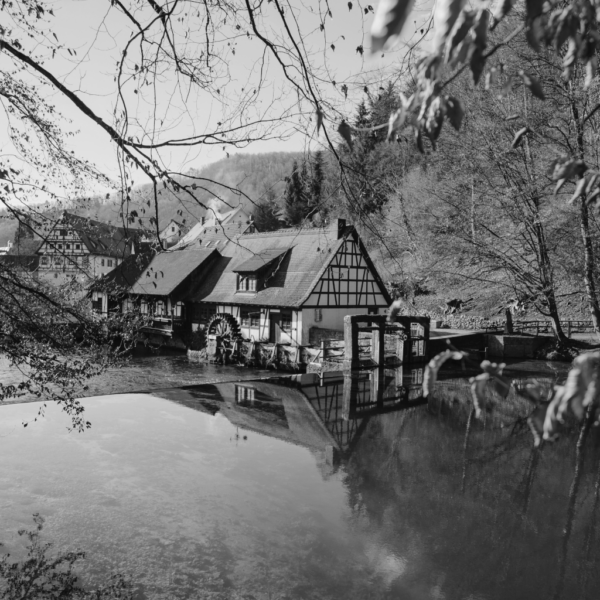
371 319 385 367
504 308 513 334
395 334 404 363
342 372 356 420
567 321 572 338
343 315 359 370
370 368 384 407
320 339 326 363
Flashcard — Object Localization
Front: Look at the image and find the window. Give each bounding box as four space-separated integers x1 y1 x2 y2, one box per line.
155 300 166 316
83 256 90 269
140 299 149 315
101 259 105 267
281 311 292 333
411 368 424 385
314 308 322 323
171 226 175 232
57 244 63 250
75 244 81 250
66 244 71 250
53 256 62 265
172 301 185 320
241 307 260 328
235 385 255 403
194 305 216 322
41 257 49 266
107 259 113 267
123 298 134 313
411 340 425 357
59 229 67 236
410 323 425 338
237 274 257 292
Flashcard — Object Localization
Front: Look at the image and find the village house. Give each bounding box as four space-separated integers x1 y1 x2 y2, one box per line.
184 219 392 345
93 218 395 350
158 219 188 247
90 246 220 342
172 204 253 249
36 211 140 285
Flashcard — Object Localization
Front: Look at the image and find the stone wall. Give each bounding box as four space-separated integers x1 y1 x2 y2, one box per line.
309 326 344 345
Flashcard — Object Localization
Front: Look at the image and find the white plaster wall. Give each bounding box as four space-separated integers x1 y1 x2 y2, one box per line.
301 307 367 344
216 305 302 344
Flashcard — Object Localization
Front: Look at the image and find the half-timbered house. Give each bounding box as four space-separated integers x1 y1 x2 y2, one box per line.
91 246 220 342
158 219 188 247
184 219 392 345
36 212 139 284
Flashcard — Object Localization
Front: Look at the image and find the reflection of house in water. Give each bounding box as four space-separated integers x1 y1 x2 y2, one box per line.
154 367 426 460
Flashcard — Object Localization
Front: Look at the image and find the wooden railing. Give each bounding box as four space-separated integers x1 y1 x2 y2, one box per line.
483 320 595 335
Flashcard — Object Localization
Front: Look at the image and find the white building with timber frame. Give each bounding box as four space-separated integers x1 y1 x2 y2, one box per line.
36 211 139 285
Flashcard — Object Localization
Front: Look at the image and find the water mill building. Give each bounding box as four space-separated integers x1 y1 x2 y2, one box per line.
91 219 393 348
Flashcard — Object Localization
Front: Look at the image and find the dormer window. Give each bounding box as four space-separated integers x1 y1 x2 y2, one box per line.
237 274 257 292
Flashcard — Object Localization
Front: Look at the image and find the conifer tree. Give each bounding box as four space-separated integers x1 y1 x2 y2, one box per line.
284 161 310 226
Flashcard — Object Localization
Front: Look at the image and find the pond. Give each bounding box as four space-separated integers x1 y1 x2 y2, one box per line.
1 359 599 600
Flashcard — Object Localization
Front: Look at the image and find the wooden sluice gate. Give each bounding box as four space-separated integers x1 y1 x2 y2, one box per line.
201 313 430 371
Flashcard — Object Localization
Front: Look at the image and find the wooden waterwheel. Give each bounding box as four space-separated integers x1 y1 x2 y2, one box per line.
206 313 242 340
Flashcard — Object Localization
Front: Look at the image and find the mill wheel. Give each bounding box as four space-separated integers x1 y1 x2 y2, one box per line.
206 313 242 339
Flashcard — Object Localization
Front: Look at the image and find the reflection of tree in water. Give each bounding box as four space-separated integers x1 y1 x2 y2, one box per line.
341 373 600 600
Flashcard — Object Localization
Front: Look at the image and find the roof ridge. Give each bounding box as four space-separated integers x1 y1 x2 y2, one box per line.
239 227 337 238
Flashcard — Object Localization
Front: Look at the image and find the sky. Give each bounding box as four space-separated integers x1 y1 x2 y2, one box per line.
0 0 435 197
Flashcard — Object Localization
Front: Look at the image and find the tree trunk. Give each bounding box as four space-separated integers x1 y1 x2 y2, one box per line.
570 92 600 332
579 199 600 332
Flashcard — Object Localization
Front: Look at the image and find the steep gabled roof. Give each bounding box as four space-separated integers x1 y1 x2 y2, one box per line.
92 251 155 292
44 212 141 259
233 248 289 273
129 247 218 296
185 224 360 307
172 205 252 249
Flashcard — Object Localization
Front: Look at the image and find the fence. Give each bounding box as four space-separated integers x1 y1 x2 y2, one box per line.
482 320 595 335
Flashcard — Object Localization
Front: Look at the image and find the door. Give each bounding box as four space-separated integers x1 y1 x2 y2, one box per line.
269 312 281 343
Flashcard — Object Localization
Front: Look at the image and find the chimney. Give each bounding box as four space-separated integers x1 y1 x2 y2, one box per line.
331 218 347 239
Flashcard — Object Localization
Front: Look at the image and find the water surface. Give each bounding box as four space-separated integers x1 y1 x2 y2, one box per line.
1 361 598 600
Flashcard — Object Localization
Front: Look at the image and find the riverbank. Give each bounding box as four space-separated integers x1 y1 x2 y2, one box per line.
0 353 271 405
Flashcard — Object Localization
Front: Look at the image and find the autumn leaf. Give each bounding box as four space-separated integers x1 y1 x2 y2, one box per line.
548 156 587 181
425 96 445 141
415 127 425 153
423 349 465 397
387 109 404 141
445 96 464 130
492 0 513 28
470 373 490 418
569 177 587 203
371 0 416 53
519 70 545 100
511 126 530 148
432 0 466 56
316 107 324 134
585 56 597 90
446 9 475 61
338 120 353 151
